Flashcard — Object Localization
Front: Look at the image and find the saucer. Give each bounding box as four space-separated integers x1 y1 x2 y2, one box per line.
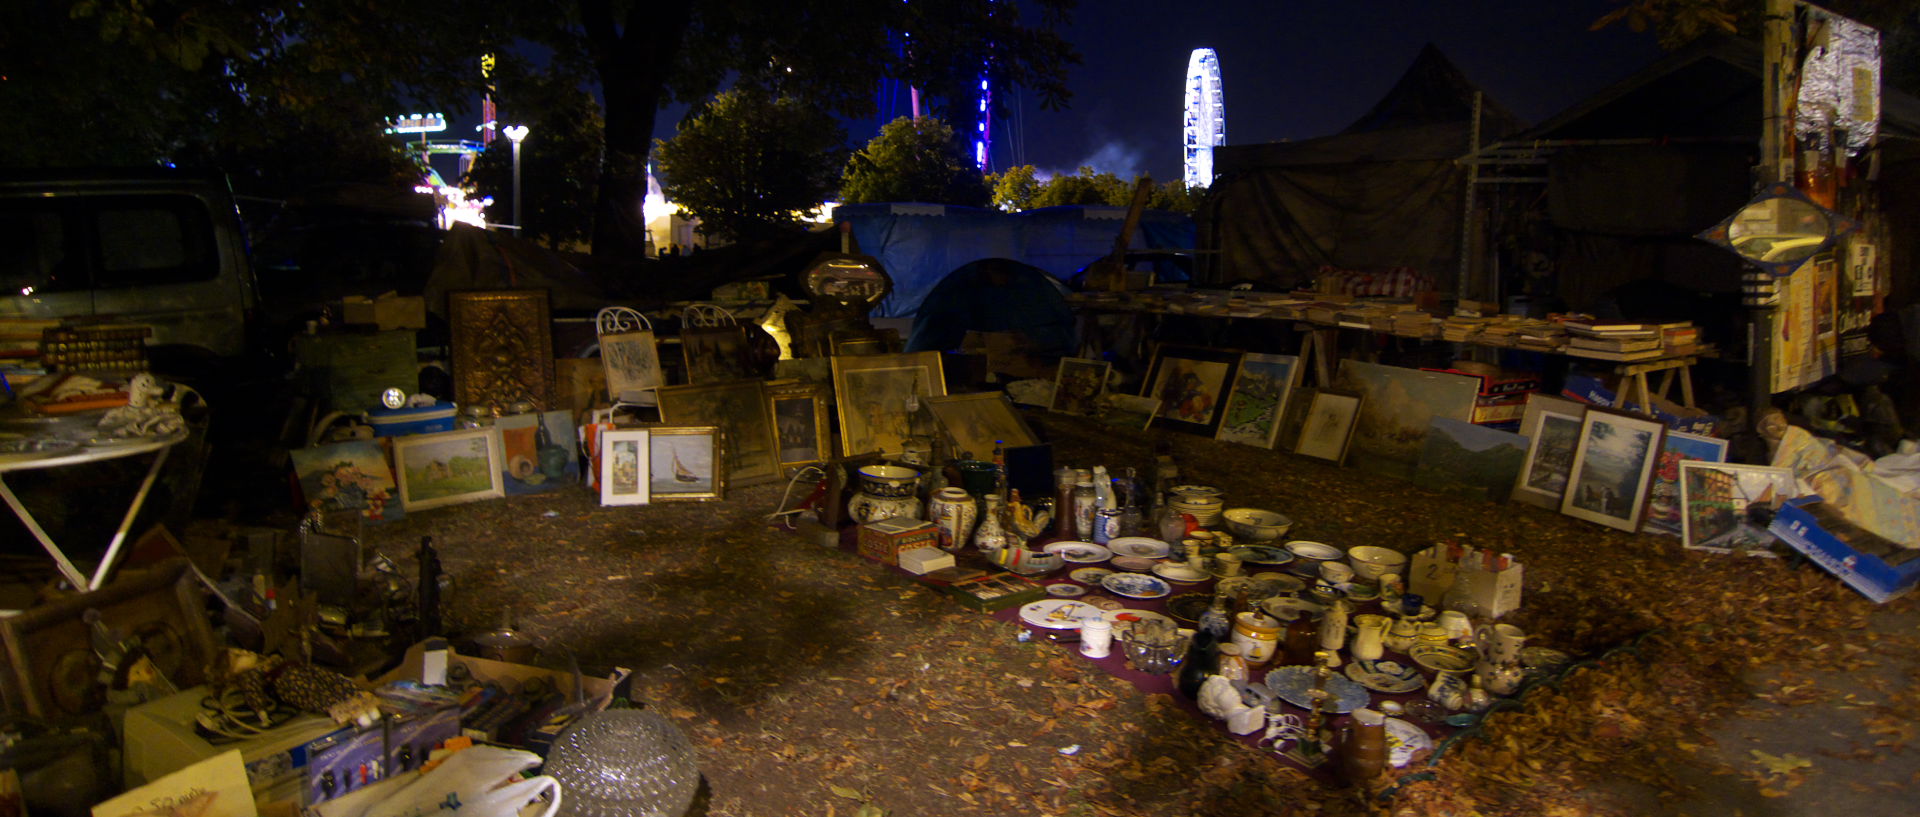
1043 541 1113 563
1069 567 1115 585
1100 572 1172 599
1045 583 1087 598
1344 659 1425 694
1151 563 1210 583
1107 537 1171 558
1111 555 1159 572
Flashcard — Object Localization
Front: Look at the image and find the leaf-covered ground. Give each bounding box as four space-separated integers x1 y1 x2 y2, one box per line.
360 414 1920 817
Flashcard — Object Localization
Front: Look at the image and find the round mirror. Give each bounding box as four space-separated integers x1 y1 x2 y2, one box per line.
1726 197 1831 265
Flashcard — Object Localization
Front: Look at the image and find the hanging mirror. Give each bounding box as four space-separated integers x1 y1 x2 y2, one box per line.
1698 182 1858 277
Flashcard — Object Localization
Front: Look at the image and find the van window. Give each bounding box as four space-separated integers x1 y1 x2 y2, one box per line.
93 197 218 288
0 194 218 294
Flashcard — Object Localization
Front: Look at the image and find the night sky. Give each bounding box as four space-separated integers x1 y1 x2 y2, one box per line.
815 0 1667 182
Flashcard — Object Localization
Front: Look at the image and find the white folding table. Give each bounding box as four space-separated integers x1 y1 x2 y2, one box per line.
0 429 187 590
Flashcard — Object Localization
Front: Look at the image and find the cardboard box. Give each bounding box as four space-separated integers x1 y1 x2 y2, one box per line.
341 292 427 331
1408 545 1523 619
376 640 632 714
858 517 940 565
899 547 955 575
1770 498 1920 603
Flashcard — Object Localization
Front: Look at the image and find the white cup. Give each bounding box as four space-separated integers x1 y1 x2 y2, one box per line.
1080 618 1113 658
1438 610 1473 642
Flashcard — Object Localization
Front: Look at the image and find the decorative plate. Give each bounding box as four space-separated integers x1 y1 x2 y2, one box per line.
1282 540 1344 561
1043 541 1113 563
1230 545 1294 565
1520 646 1572 674
1100 572 1172 600
1110 555 1159 572
1045 583 1086 598
1018 599 1103 630
1101 608 1174 639
1344 659 1425 694
1107 537 1171 558
1069 567 1115 585
1409 644 1476 674
1215 576 1254 597
0 438 81 464
1169 483 1222 498
1248 574 1307 598
1383 717 1433 768
1151 563 1209 583
1264 665 1370 714
1261 596 1325 621
1163 592 1212 625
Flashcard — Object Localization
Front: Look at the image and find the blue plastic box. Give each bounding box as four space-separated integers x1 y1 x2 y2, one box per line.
1770 497 1920 603
368 403 457 437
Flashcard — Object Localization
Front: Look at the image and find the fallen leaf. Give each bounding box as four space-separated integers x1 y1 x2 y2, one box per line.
1750 750 1812 776
830 785 864 800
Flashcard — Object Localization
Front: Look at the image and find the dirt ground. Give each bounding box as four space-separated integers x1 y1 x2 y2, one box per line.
347 413 1917 817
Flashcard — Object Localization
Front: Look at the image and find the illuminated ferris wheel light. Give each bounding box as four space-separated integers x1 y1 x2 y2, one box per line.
1183 48 1224 188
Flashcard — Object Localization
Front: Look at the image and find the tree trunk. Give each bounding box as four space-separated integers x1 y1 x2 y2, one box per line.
583 0 693 264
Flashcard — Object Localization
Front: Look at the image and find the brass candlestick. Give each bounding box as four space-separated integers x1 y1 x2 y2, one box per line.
1283 649 1335 768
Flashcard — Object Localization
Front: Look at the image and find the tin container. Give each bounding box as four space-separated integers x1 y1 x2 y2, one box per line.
1092 508 1123 544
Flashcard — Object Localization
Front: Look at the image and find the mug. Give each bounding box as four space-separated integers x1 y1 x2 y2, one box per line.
1214 552 1244 577
1476 623 1527 665
1437 610 1473 642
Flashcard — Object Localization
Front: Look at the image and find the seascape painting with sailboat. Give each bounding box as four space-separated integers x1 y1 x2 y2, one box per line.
651 433 717 494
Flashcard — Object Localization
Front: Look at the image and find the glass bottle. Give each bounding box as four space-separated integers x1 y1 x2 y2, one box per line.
1197 591 1232 641
1175 627 1218 699
1052 467 1077 538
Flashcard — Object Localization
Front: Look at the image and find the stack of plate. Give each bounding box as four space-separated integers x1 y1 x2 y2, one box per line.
1169 495 1224 527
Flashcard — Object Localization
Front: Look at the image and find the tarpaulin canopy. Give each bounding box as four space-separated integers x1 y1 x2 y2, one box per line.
834 203 1193 318
1199 44 1524 288
904 257 1074 354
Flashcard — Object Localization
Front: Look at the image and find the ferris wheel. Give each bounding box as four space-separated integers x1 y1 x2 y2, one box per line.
1183 48 1225 188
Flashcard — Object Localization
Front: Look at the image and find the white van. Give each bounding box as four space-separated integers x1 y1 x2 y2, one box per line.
0 170 258 364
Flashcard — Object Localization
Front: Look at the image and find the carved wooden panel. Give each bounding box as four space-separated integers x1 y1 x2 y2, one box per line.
450 289 555 413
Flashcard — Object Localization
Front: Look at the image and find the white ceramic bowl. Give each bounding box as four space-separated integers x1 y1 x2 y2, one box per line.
1347 545 1409 581
1222 507 1292 542
1283 540 1344 563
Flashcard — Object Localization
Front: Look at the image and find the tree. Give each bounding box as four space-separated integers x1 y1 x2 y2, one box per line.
1029 166 1131 208
653 85 848 243
988 165 1044 211
464 64 607 251
1147 180 1202 215
840 117 990 206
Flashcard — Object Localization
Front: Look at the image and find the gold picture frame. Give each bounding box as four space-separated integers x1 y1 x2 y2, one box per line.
925 392 1038 462
830 351 946 458
449 289 554 412
647 425 724 501
656 380 780 487
766 379 831 471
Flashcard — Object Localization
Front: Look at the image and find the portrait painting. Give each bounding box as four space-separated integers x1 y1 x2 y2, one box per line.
832 351 946 457
1050 357 1111 415
649 426 723 501
1142 345 1241 436
599 429 650 505
599 330 662 403
1559 408 1665 532
289 440 402 522
1215 352 1301 448
1293 390 1360 464
657 380 779 486
1510 395 1588 509
393 428 505 512
767 380 830 470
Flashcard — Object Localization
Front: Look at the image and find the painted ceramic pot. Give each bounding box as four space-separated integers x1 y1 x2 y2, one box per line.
855 464 921 498
927 487 977 552
848 492 920 525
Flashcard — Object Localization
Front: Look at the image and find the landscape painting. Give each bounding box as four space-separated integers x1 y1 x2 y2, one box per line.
1560 409 1664 532
1216 352 1301 448
1413 418 1529 502
393 428 505 512
1332 360 1480 479
1510 396 1586 509
1680 462 1799 557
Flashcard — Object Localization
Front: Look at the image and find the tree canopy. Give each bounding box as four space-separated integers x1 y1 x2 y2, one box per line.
988 166 1200 214
840 117 990 207
654 86 848 243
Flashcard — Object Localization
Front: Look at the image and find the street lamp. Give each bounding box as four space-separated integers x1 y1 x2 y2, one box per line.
502 124 530 233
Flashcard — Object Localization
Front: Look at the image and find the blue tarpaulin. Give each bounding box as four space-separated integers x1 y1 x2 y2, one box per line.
834 203 1194 318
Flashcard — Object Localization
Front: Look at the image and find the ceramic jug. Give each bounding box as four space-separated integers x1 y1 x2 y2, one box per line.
1339 708 1389 784
1475 658 1526 696
1350 614 1389 662
926 487 977 552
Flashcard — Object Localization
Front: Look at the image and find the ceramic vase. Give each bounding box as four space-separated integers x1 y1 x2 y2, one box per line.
926 487 977 552
1350 614 1389 662
971 493 1015 552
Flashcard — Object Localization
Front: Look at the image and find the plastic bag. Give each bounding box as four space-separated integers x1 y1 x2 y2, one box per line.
352 745 561 817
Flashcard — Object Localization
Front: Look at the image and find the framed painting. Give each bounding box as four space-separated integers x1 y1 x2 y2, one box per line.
1215 352 1302 448
1644 431 1731 536
1414 417 1528 502
657 379 780 486
449 289 554 412
289 440 402 522
681 325 756 384
831 351 946 458
649 425 724 501
1093 393 1161 430
767 379 831 471
1332 360 1481 479
1510 395 1588 509
1050 357 1110 415
495 409 580 495
926 392 1039 462
393 428 506 512
1294 390 1361 464
1559 408 1666 532
599 330 662 403
1142 344 1242 435
1679 462 1799 557
599 429 650 505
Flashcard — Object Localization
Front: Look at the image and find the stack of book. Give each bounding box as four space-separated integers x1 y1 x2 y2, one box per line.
1392 311 1441 339
1441 315 1489 342
1561 321 1671 362
1661 323 1702 356
1515 322 1569 352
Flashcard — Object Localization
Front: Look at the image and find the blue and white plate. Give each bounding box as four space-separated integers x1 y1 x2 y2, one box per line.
1264 665 1370 714
1107 537 1171 558
1100 572 1172 600
1043 540 1113 563
1231 545 1294 565
1344 659 1425 694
